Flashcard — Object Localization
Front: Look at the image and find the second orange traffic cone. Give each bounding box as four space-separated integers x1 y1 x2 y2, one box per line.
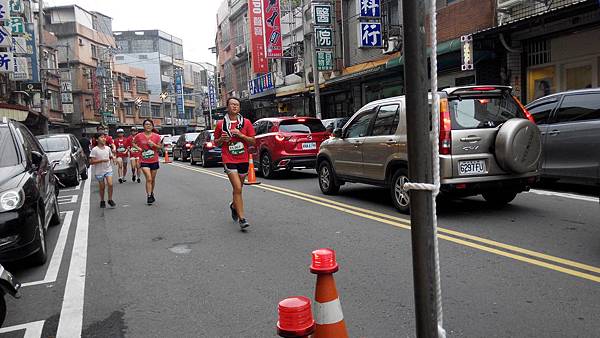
163 149 172 163
244 154 260 185
310 248 348 338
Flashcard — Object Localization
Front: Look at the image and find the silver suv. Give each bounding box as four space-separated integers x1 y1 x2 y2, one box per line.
317 86 542 213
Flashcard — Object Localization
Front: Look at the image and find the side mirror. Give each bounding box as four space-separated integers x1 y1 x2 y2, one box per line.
31 151 44 167
332 128 343 138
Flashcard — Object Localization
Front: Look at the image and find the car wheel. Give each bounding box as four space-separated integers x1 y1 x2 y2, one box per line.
318 161 340 195
391 169 411 214
190 153 197 165
72 166 81 187
50 194 61 226
261 152 275 178
80 167 88 180
0 294 6 327
482 191 517 207
200 152 207 168
30 210 48 266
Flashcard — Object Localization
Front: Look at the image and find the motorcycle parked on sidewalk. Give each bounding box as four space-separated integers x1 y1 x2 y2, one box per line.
0 264 21 326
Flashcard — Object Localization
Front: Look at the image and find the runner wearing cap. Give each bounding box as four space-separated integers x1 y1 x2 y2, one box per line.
114 128 129 183
127 126 142 183
132 119 163 205
214 97 256 230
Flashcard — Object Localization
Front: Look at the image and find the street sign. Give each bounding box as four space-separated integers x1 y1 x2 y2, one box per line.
61 92 73 104
61 81 73 93
20 81 41 92
11 36 27 54
313 4 332 25
0 26 10 48
461 35 474 71
62 103 74 114
315 27 333 48
9 0 23 14
11 56 29 80
0 0 9 20
359 22 383 48
0 52 13 73
357 0 381 18
10 17 25 35
316 51 334 71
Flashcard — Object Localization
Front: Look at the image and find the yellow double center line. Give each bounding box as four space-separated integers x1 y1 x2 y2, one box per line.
169 162 600 283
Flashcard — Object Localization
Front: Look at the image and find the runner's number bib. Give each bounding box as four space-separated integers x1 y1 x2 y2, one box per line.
142 149 155 159
117 147 127 153
228 142 245 155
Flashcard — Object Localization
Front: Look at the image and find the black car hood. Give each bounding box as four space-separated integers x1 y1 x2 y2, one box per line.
47 151 69 163
0 164 26 191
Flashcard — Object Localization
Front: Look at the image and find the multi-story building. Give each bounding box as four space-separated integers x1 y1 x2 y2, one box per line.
184 61 217 129
474 0 600 103
43 30 68 133
113 30 188 133
112 64 151 129
45 5 116 134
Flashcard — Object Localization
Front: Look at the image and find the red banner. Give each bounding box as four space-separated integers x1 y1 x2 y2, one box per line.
263 0 282 58
249 0 268 73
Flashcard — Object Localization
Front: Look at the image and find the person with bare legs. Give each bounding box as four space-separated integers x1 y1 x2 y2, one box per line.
127 127 142 183
214 97 256 229
132 119 163 205
114 128 129 183
90 133 116 208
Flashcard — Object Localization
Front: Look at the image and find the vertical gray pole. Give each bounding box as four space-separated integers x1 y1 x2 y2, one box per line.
311 12 322 119
208 72 213 129
402 0 440 337
38 0 48 133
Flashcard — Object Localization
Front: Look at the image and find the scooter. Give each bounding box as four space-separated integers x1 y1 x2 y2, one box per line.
0 264 20 326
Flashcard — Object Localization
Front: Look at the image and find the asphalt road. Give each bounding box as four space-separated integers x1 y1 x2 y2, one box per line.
2 161 599 337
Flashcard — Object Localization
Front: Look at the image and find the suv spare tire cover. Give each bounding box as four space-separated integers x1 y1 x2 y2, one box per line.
495 118 541 174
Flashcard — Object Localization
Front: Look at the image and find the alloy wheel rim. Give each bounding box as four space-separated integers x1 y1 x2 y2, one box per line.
320 166 330 190
38 213 46 254
262 155 270 176
394 176 410 207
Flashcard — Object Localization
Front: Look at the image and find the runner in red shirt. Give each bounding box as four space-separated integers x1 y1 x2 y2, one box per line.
132 119 163 205
114 128 129 183
127 126 142 183
214 97 256 230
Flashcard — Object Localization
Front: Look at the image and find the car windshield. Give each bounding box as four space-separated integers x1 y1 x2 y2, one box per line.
279 120 326 133
38 137 70 152
449 92 525 130
185 133 200 141
0 127 19 167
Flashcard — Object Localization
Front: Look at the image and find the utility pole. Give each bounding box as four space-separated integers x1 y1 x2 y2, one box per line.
402 0 443 337
37 0 48 133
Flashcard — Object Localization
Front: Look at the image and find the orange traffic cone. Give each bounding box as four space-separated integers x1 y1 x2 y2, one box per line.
277 296 316 338
163 150 172 164
310 248 349 338
244 154 261 185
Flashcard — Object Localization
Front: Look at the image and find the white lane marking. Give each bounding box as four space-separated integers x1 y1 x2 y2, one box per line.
58 195 78 205
56 178 91 338
528 189 599 203
0 320 45 337
314 298 344 325
61 181 82 192
22 211 75 287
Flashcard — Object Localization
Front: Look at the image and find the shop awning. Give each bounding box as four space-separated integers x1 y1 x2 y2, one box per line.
0 104 38 122
385 38 462 69
276 83 308 97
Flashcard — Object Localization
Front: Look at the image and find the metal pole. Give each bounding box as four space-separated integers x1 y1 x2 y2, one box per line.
38 0 48 133
311 20 321 119
208 74 213 129
402 0 439 337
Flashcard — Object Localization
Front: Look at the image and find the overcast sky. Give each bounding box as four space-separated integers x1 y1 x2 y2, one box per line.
49 0 223 65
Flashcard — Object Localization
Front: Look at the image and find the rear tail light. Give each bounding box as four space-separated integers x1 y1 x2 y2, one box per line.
186 143 192 148
439 98 452 155
205 142 214 149
513 96 536 124
275 134 291 142
471 86 498 91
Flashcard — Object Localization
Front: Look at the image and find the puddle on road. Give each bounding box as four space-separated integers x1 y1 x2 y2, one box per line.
168 244 192 254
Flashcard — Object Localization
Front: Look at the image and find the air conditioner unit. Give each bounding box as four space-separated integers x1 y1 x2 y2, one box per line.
383 36 400 55
293 61 303 74
498 0 525 11
235 45 247 56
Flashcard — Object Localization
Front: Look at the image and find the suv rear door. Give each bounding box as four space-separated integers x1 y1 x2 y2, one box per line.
543 92 600 183
447 87 529 177
278 118 327 154
331 110 376 177
362 103 403 181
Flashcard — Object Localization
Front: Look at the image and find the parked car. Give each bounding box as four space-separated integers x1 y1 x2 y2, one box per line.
322 117 350 133
173 133 200 161
37 134 88 187
0 118 61 265
317 86 542 213
0 264 20 326
252 117 329 178
190 130 222 167
526 88 600 186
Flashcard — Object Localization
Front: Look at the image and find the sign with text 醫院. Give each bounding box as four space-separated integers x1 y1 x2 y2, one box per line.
249 0 268 73
263 0 282 58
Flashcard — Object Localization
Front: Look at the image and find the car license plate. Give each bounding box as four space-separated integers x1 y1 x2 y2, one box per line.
302 142 317 150
459 160 486 176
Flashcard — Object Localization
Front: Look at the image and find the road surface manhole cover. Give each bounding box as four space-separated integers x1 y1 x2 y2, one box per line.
168 244 192 254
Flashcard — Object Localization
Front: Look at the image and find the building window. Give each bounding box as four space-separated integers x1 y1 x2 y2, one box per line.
152 104 161 117
91 44 98 59
136 79 148 93
224 62 233 91
50 91 60 111
125 104 133 116
115 55 125 61
116 40 129 53
235 63 248 93
123 78 131 91
234 16 246 47
132 39 155 53
220 21 231 47
527 40 551 67
138 54 148 60
140 103 151 117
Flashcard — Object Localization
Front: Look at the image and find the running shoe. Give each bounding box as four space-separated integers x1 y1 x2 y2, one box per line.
100 201 106 208
148 194 156 204
118 178 123 184
108 200 116 208
229 202 239 222
137 177 141 183
122 178 127 183
132 175 136 182
239 218 250 229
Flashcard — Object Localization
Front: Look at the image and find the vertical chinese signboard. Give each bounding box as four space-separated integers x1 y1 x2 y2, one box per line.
263 0 282 58
249 0 268 73
357 0 383 48
312 3 334 71
175 69 185 118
